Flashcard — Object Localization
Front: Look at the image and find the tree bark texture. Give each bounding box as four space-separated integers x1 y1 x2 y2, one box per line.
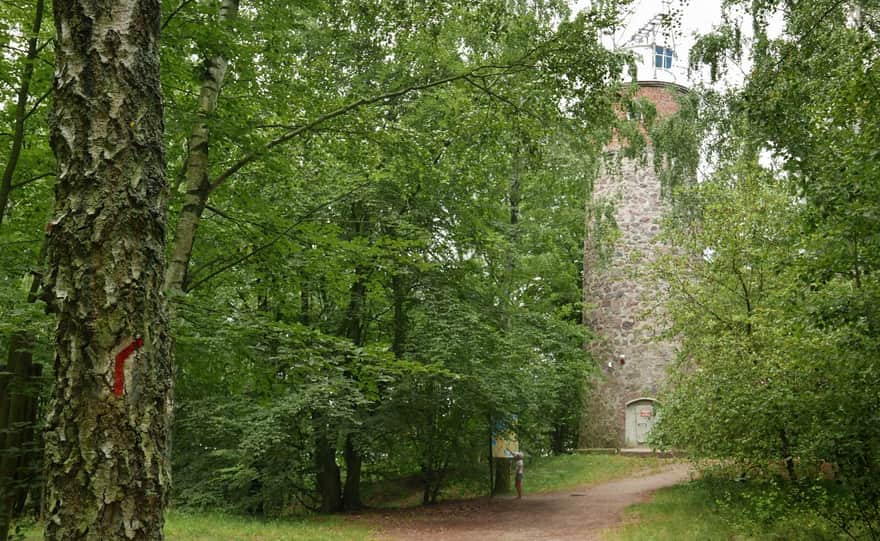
164 0 239 293
312 414 342 513
340 268 366 510
45 2 171 539
493 457 512 495
0 0 46 228
390 273 407 359
339 202 370 511
342 434 362 511
487 417 494 496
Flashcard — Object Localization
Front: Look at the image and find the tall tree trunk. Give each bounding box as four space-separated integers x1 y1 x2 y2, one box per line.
0 370 9 541
487 416 495 496
493 458 512 495
0 0 45 228
301 288 342 513
300 286 311 326
421 440 435 505
312 414 342 513
341 202 369 511
550 422 567 455
503 143 521 306
165 0 239 293
341 268 367 512
391 273 408 359
489 139 522 496
45 2 171 539
342 434 362 511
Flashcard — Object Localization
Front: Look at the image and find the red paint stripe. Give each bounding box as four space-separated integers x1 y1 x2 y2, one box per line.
113 337 144 397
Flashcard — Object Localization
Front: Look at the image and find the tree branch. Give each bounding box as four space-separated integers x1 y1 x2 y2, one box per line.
24 88 51 121
206 43 551 195
11 171 53 189
0 0 45 229
186 179 373 292
207 71 479 193
0 43 27 55
463 75 542 120
35 37 53 55
162 0 196 31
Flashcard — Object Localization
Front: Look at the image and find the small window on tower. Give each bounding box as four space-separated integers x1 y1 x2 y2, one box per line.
654 46 673 69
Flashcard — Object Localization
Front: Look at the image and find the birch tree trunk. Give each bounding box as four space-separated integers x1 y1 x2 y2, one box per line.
45 2 171 539
164 0 239 293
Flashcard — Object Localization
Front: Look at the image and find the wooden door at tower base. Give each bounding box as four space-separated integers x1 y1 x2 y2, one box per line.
625 398 658 447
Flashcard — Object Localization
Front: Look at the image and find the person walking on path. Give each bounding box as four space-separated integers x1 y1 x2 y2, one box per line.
514 452 524 499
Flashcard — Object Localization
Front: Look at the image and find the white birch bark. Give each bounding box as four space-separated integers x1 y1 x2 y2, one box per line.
164 0 239 293
45 1 171 538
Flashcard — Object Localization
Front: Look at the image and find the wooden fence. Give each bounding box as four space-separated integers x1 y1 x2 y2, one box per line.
0 333 44 541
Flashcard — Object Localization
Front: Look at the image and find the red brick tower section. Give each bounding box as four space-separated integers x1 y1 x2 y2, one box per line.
581 81 687 449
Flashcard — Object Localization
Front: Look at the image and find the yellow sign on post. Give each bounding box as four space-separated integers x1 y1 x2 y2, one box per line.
492 432 519 458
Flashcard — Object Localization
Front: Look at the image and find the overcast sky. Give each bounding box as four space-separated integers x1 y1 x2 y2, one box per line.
610 1 787 87
611 0 724 47
618 0 727 85
575 0 736 86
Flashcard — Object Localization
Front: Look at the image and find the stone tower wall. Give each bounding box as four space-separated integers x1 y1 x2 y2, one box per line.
581 82 683 448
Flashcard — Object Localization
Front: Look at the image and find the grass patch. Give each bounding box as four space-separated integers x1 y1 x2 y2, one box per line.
603 477 846 541
163 511 374 541
17 511 375 541
16 454 668 539
368 453 673 507
602 480 737 541
526 454 670 494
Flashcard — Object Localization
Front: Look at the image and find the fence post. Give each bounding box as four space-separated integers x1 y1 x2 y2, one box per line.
1 332 37 541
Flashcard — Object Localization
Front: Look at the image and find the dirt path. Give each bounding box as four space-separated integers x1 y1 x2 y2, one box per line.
364 463 691 541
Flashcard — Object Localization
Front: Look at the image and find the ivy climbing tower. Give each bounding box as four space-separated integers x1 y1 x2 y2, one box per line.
581 14 689 449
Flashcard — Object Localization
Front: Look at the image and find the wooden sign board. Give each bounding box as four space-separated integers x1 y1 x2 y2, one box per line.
492 433 519 458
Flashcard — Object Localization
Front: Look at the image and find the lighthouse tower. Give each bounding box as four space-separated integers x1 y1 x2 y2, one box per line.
581 14 688 448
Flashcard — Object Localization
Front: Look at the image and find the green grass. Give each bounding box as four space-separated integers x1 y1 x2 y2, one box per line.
526 454 670 494
601 481 738 541
163 511 375 541
370 453 674 506
602 477 845 541
15 454 669 539
17 511 375 541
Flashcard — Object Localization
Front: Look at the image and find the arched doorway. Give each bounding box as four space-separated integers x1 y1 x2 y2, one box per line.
624 398 658 448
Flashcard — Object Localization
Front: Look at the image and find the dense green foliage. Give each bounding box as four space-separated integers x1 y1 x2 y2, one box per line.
16 454 662 540
0 0 54 357
606 473 845 541
1 0 643 525
0 2 54 533
162 0 627 512
651 1 880 538
8 0 876 532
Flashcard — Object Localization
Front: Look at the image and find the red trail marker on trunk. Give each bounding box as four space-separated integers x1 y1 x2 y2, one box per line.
114 337 144 396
